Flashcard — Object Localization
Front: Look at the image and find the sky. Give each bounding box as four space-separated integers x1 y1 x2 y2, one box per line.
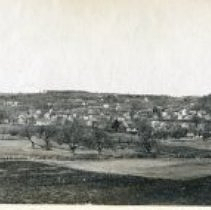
0 0 211 96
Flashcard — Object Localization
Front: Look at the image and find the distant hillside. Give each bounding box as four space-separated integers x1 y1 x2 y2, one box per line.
0 90 201 110
0 90 210 136
197 94 211 113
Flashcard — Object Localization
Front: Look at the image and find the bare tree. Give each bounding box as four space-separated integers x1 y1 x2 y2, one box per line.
20 116 36 149
135 118 155 153
21 125 35 149
60 119 83 154
37 125 56 150
0 110 8 123
111 119 120 132
93 127 110 155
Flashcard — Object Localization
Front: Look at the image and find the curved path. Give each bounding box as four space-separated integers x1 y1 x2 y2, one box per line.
37 158 211 180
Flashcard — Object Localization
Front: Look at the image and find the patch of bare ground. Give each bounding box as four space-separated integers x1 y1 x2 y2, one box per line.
0 160 211 204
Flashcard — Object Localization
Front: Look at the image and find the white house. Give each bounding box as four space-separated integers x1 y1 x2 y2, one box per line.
144 97 149 103
17 115 27 124
205 115 211 120
36 119 50 126
44 112 51 120
181 123 189 129
103 104 109 109
83 116 89 121
181 109 187 116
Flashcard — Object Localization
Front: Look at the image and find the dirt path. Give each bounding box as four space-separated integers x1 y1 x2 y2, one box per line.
1 139 211 180
36 158 211 180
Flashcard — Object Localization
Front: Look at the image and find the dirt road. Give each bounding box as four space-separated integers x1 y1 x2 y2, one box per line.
37 158 211 180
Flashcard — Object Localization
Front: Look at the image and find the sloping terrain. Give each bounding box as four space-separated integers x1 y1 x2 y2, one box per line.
42 158 211 180
0 160 211 204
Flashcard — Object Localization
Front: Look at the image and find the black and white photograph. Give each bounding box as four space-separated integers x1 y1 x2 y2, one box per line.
0 0 211 207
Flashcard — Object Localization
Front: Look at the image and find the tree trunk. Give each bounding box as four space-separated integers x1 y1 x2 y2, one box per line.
45 138 51 150
97 144 102 155
69 144 76 155
27 136 35 149
31 140 35 149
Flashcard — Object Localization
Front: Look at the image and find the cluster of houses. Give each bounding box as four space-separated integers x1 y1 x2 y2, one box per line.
1 97 211 136
153 107 211 121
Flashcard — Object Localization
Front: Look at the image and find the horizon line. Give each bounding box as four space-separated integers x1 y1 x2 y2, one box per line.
0 89 208 98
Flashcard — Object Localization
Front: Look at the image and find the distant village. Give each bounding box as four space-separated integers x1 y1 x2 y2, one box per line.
0 91 211 138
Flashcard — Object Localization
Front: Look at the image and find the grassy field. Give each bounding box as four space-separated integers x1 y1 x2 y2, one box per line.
0 160 211 204
46 158 211 180
1 135 211 159
0 137 211 204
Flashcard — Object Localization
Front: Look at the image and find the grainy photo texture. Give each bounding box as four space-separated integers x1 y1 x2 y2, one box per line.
0 0 211 206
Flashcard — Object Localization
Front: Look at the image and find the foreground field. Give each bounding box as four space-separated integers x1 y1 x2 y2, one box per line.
1 137 211 160
1 138 211 180
44 158 211 180
0 160 211 204
0 138 211 204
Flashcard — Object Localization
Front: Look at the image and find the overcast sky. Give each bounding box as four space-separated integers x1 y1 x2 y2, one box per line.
0 0 211 96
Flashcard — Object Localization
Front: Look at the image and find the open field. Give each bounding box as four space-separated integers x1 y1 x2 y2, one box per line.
44 158 211 180
0 137 211 204
1 136 211 159
2 138 211 180
0 160 211 204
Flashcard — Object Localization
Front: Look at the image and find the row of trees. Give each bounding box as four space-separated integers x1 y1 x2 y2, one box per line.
17 116 211 157
17 119 177 156
20 119 112 154
20 118 157 155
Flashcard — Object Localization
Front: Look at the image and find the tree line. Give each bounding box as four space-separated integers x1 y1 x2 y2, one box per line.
7 116 211 157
